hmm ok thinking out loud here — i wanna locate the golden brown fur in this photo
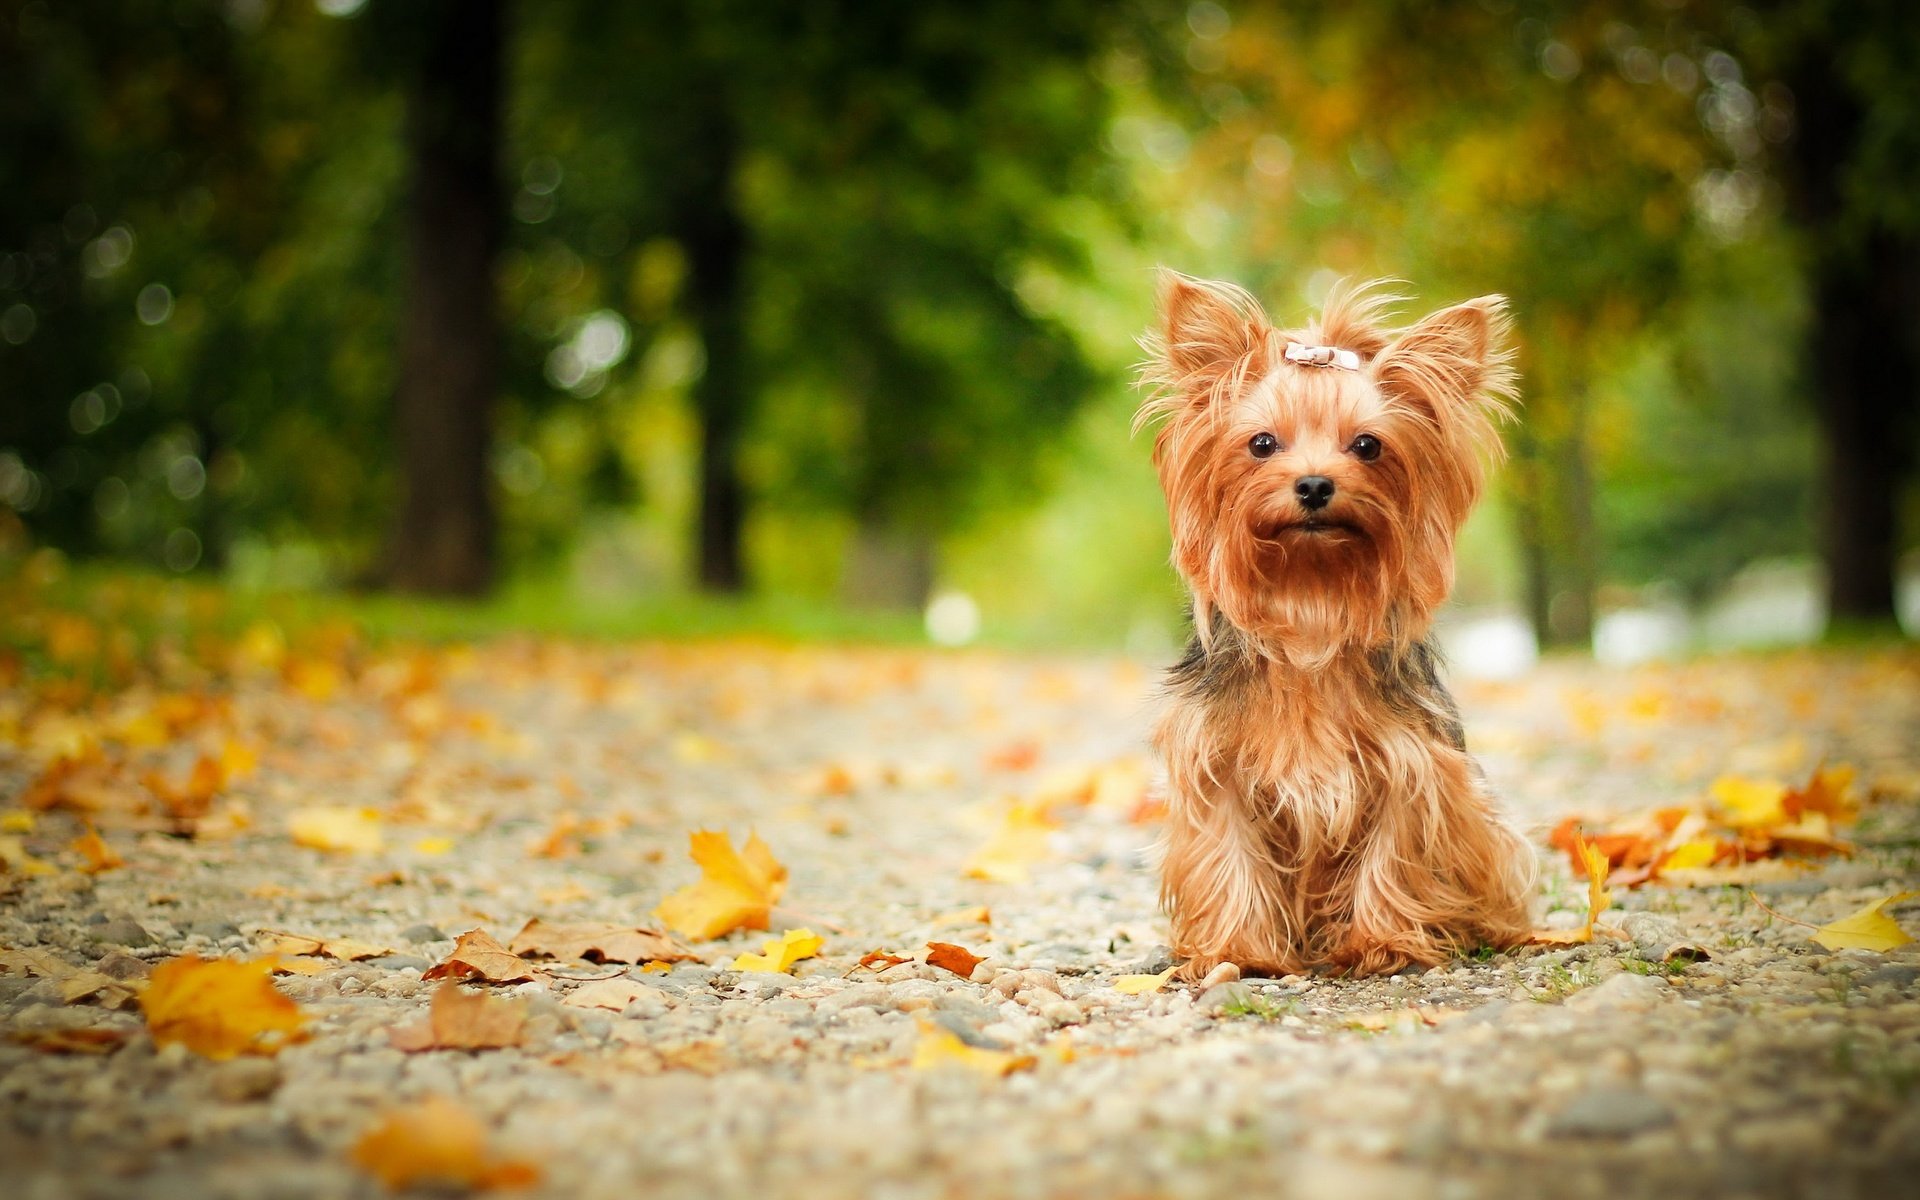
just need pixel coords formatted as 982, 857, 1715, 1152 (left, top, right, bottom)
1137, 271, 1536, 979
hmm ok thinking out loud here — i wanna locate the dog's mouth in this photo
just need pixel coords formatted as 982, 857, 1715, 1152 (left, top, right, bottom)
1258, 516, 1365, 542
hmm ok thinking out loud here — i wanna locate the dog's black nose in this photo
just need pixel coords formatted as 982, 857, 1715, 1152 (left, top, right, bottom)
1295, 475, 1335, 511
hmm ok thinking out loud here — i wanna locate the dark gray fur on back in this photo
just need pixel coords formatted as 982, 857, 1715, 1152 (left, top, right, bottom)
1167, 611, 1468, 752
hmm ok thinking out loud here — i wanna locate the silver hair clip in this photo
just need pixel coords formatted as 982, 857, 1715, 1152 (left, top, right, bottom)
1284, 343, 1361, 371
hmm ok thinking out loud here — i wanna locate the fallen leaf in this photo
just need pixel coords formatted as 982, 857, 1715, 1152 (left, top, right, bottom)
507, 919, 697, 965
1784, 763, 1858, 823
70, 823, 123, 873
1710, 776, 1788, 828
1532, 837, 1612, 946
60, 970, 139, 1008
0, 946, 79, 979
11, 1026, 133, 1055
560, 978, 658, 1012
910, 1020, 1035, 1077
933, 906, 992, 927
733, 928, 823, 973
925, 941, 984, 979
262, 931, 392, 962
638, 960, 673, 975
963, 802, 1055, 884
1658, 838, 1721, 873
390, 982, 528, 1051
984, 741, 1040, 772
422, 929, 539, 985
289, 806, 384, 854
857, 950, 912, 970
654, 830, 787, 940
350, 1095, 539, 1191
143, 754, 225, 822
1112, 966, 1176, 994
0, 834, 56, 877
1812, 891, 1917, 953
141, 955, 306, 1059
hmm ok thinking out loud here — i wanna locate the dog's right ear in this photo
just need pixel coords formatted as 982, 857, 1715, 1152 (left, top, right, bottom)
1155, 270, 1267, 389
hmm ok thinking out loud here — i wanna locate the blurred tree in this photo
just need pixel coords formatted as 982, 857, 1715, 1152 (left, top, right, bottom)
534, 1, 1131, 599
386, 0, 505, 595
1744, 0, 1920, 630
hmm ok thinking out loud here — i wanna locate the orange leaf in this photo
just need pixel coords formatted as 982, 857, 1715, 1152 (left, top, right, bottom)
351, 1096, 539, 1191
141, 955, 306, 1060
925, 941, 985, 979
857, 950, 912, 970
422, 929, 539, 984
70, 823, 123, 873
389, 982, 528, 1052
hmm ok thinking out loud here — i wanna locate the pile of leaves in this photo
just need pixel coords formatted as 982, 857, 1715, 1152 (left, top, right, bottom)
1548, 763, 1861, 888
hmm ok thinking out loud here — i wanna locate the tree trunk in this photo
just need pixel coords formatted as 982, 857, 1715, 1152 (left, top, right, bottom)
1781, 40, 1918, 630
678, 105, 750, 593
388, 0, 503, 596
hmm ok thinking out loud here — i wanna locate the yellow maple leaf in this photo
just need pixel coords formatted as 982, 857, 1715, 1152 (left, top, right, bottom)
732, 928, 823, 973
1710, 776, 1788, 828
1812, 892, 1917, 953
350, 1096, 539, 1191
1112, 966, 1176, 994
963, 802, 1055, 883
1531, 837, 1612, 946
654, 830, 787, 940
289, 806, 385, 854
909, 1021, 1035, 1077
141, 955, 306, 1059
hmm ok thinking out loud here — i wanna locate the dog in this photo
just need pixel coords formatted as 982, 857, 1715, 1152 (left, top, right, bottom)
1136, 270, 1536, 979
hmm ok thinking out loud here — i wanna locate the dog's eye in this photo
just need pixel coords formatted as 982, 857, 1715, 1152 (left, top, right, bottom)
1248, 432, 1280, 460
1349, 434, 1382, 462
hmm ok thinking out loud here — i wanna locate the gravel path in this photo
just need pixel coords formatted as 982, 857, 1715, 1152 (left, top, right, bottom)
3, 631, 1918, 1199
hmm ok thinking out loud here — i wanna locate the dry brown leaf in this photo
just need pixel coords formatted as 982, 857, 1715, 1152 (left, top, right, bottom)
141, 955, 307, 1059
262, 931, 393, 962
422, 929, 538, 984
0, 946, 79, 980
11, 1025, 134, 1055
507, 919, 697, 965
925, 941, 984, 979
856, 950, 912, 971
60, 970, 139, 1008
350, 1095, 539, 1191
390, 981, 528, 1052
560, 978, 658, 1012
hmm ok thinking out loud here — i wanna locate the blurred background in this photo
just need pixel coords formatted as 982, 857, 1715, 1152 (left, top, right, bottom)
2, 0, 1915, 668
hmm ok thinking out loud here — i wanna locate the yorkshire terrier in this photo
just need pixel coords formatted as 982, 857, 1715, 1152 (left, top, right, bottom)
1136, 271, 1536, 979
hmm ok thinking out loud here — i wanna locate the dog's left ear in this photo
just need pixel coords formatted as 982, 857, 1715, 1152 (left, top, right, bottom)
1372, 295, 1510, 412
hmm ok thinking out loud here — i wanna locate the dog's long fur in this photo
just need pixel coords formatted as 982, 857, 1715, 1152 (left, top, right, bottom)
1137, 271, 1536, 978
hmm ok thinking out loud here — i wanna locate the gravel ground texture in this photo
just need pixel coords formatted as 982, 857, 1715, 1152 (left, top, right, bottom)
3, 626, 1919, 1200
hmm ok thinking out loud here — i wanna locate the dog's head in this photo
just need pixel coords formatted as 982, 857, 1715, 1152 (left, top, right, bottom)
1137, 271, 1513, 663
